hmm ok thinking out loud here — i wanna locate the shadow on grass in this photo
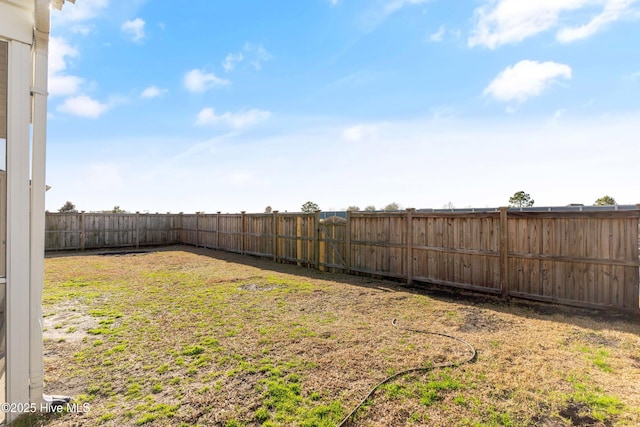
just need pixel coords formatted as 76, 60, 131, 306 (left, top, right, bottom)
46, 244, 640, 338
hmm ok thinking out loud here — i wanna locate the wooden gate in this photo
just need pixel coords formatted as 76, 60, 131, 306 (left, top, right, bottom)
318, 216, 347, 272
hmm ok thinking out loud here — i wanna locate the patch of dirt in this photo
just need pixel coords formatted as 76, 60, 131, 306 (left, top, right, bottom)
529, 415, 568, 427
457, 307, 513, 332
630, 355, 640, 369
43, 364, 88, 399
238, 283, 280, 291
563, 328, 620, 348
529, 403, 567, 427
558, 400, 611, 426
43, 300, 97, 343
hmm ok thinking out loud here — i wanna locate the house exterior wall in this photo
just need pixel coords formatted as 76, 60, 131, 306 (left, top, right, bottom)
6, 39, 32, 420
0, 0, 39, 423
0, 1, 34, 45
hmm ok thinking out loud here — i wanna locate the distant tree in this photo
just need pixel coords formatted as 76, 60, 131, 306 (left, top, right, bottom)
264, 205, 273, 213
364, 205, 376, 212
346, 206, 360, 211
508, 191, 534, 208
594, 195, 616, 206
443, 201, 455, 210
112, 206, 126, 213
301, 201, 320, 213
384, 202, 401, 211
58, 201, 77, 213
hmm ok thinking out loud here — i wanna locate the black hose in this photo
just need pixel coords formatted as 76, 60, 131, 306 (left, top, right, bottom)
337, 319, 477, 427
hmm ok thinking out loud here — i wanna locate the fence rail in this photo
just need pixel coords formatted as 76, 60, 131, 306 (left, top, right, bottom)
45, 207, 640, 312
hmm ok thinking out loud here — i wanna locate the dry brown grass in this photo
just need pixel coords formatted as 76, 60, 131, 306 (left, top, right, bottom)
16, 246, 640, 426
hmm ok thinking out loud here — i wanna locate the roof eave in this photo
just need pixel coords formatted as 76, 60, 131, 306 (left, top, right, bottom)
50, 0, 76, 11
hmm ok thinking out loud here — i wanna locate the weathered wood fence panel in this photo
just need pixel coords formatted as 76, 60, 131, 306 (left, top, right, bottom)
44, 208, 640, 312
506, 211, 640, 310
244, 214, 274, 258
275, 213, 316, 266
349, 212, 407, 279
45, 212, 180, 250
218, 214, 242, 253
410, 212, 502, 294
46, 213, 81, 250
179, 214, 198, 247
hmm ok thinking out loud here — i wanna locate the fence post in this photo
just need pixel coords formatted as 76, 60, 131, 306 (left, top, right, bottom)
135, 211, 140, 249
314, 210, 321, 270
195, 212, 200, 248
80, 211, 85, 251
214, 212, 220, 249
178, 212, 183, 244
273, 211, 279, 262
296, 215, 303, 266
499, 207, 509, 298
318, 215, 326, 272
406, 208, 415, 285
241, 211, 246, 255
345, 210, 351, 274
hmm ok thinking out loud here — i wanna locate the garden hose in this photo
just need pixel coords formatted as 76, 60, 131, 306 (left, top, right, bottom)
337, 319, 477, 427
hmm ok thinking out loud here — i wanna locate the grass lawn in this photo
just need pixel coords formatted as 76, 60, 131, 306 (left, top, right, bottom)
17, 246, 640, 426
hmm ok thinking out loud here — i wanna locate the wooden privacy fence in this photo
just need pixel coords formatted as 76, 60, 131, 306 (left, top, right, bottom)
179, 212, 318, 266
45, 208, 640, 312
45, 212, 181, 250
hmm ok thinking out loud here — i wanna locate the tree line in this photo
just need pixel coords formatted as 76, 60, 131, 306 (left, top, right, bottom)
507, 191, 617, 208
56, 193, 621, 216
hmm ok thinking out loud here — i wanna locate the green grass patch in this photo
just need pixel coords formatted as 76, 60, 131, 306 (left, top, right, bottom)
181, 345, 205, 356
565, 375, 625, 422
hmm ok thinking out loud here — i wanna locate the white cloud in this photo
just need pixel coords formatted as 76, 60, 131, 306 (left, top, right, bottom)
222, 52, 244, 72
222, 44, 273, 72
196, 108, 271, 129
468, 0, 639, 49
141, 85, 167, 99
483, 60, 572, 103
48, 36, 84, 97
328, 0, 339, 5
183, 69, 230, 93
429, 25, 446, 42
70, 24, 93, 35
557, 0, 635, 42
49, 37, 77, 76
121, 18, 146, 42
57, 95, 109, 118
244, 43, 273, 70
342, 124, 380, 142
49, 75, 84, 97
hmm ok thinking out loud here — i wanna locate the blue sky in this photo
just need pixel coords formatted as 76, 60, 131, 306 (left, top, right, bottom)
46, 0, 640, 213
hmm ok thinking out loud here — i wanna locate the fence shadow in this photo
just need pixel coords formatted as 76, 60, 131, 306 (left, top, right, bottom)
46, 244, 639, 338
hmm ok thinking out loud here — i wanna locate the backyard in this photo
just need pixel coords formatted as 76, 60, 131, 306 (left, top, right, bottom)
21, 246, 640, 426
